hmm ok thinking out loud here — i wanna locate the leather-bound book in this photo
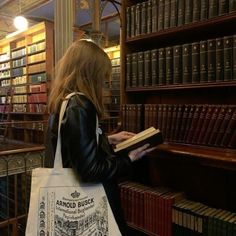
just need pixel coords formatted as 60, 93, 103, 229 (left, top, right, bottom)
223, 36, 233, 81
151, 49, 158, 85
164, 0, 171, 29
166, 47, 173, 85
130, 5, 136, 37
177, 0, 185, 26
158, 0, 165, 30
200, 41, 208, 82
193, 0, 201, 22
207, 39, 216, 82
219, 0, 229, 15
170, 0, 178, 27
229, 0, 236, 12
131, 52, 138, 87
192, 42, 200, 83
126, 7, 131, 38
141, 1, 147, 35
201, 0, 208, 20
173, 45, 182, 84
126, 54, 132, 88
138, 51, 144, 87
135, 3, 142, 36
215, 38, 224, 82
208, 0, 218, 18
152, 0, 158, 32
144, 50, 151, 86
228, 129, 236, 148
159, 48, 166, 85
147, 0, 152, 34
233, 35, 236, 80
182, 44, 192, 84
185, 0, 193, 24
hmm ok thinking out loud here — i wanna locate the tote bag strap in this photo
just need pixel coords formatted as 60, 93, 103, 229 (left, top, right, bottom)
53, 92, 99, 170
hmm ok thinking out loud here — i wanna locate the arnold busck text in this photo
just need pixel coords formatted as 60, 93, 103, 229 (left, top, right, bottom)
56, 198, 94, 208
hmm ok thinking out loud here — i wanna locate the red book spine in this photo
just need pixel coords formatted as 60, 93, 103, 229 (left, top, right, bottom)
173, 105, 185, 142
178, 104, 191, 142
220, 109, 236, 147
169, 104, 178, 142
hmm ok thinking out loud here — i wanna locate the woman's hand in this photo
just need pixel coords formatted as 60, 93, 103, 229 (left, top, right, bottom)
108, 131, 135, 145
128, 144, 157, 162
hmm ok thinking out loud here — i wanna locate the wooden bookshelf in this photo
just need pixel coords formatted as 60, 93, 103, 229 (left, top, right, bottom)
0, 21, 54, 144
120, 1, 236, 235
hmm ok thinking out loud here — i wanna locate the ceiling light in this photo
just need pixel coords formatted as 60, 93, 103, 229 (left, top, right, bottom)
13, 16, 28, 31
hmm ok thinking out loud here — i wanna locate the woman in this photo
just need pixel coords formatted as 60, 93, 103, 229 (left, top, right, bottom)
46, 39, 154, 235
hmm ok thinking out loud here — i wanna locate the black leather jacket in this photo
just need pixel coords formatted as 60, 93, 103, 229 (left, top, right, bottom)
45, 94, 131, 235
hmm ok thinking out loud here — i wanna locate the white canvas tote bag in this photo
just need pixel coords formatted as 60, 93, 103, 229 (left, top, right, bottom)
26, 92, 122, 235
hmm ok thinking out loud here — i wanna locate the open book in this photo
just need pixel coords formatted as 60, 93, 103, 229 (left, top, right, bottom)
114, 127, 163, 153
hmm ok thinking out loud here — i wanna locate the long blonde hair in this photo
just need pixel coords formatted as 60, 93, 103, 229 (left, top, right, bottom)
48, 40, 111, 117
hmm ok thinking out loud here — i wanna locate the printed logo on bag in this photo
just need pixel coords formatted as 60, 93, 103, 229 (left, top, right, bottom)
37, 187, 109, 236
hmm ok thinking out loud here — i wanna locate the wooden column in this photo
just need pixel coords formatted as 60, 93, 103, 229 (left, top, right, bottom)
91, 0, 102, 45
54, 0, 74, 63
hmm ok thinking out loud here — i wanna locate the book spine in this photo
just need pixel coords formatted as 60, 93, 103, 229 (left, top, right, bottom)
220, 109, 236, 147
144, 104, 150, 129
192, 42, 200, 83
183, 44, 192, 83
207, 39, 216, 82
178, 104, 191, 142
141, 1, 147, 35
193, 0, 201, 22
170, 0, 177, 27
159, 48, 166, 85
126, 7, 131, 38
130, 5, 136, 37
147, 0, 152, 34
152, 0, 158, 32
228, 129, 236, 148
122, 104, 126, 130
200, 40, 208, 82
151, 49, 158, 85
173, 105, 184, 142
158, 0, 165, 30
233, 35, 236, 80
164, 0, 171, 29
185, 0, 193, 24
219, 0, 229, 15
208, 0, 219, 18
223, 35, 233, 81
173, 45, 182, 84
138, 51, 144, 87
144, 50, 151, 86
131, 53, 138, 87
201, 0, 208, 20
183, 105, 196, 143
215, 107, 234, 146
166, 104, 173, 141
161, 104, 168, 139
177, 0, 185, 26
229, 0, 236, 12
135, 3, 142, 36
216, 38, 224, 82
166, 47, 173, 85
169, 104, 178, 142
126, 54, 132, 88
157, 105, 163, 132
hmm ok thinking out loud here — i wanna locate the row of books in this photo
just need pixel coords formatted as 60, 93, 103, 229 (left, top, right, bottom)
0, 70, 10, 79
126, 35, 236, 88
12, 57, 26, 68
122, 104, 236, 148
12, 67, 27, 78
126, 0, 236, 38
28, 51, 46, 64
28, 41, 45, 54
0, 62, 10, 71
0, 103, 47, 113
11, 48, 26, 59
119, 181, 236, 236
11, 120, 45, 131
0, 53, 10, 62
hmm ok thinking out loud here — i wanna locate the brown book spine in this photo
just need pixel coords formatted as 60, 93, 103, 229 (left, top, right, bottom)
208, 106, 227, 146
183, 44, 192, 84
228, 129, 236, 148
185, 0, 193, 24
153, 104, 158, 129
126, 7, 131, 38
193, 0, 201, 22
157, 105, 163, 131
122, 104, 126, 130
138, 51, 144, 87
177, 0, 185, 26
126, 54, 132, 88
219, 0, 229, 15
152, 0, 158, 32
170, 0, 177, 27
173, 45, 182, 84
229, 0, 236, 12
192, 105, 208, 144
216, 38, 224, 82
144, 50, 151, 86
164, 0, 171, 29
166, 104, 173, 141
209, 0, 219, 18
215, 106, 235, 146
147, 0, 152, 34
220, 109, 236, 147
141, 1, 148, 34
178, 104, 191, 142
158, 0, 165, 30
201, 106, 221, 145
201, 0, 208, 20
131, 53, 138, 87
159, 48, 166, 85
161, 104, 168, 139
130, 5, 136, 37
173, 105, 185, 142
144, 104, 150, 129
151, 49, 158, 85
135, 3, 142, 36
183, 105, 196, 142
169, 104, 178, 142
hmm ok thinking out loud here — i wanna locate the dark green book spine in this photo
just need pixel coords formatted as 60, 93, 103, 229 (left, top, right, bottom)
158, 48, 166, 84
131, 53, 138, 87
137, 51, 144, 87
152, 0, 158, 32
144, 50, 151, 86
173, 45, 182, 84
183, 44, 192, 83
201, 0, 208, 20
200, 40, 208, 82
223, 36, 233, 81
147, 0, 152, 34
141, 1, 147, 35
126, 7, 131, 38
164, 0, 171, 29
170, 0, 177, 27
229, 0, 236, 12
192, 42, 200, 83
135, 3, 141, 36
126, 54, 132, 88
178, 0, 185, 26
158, 0, 165, 30
209, 0, 219, 18
166, 47, 173, 84
130, 5, 136, 37
151, 49, 158, 85
216, 38, 224, 82
193, 0, 201, 22
233, 35, 236, 80
219, 0, 229, 15
185, 0, 193, 24
207, 39, 216, 82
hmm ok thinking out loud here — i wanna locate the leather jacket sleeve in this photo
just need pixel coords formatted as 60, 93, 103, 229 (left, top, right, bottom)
60, 95, 131, 182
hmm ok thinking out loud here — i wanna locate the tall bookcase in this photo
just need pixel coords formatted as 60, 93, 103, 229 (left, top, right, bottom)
121, 1, 236, 235
0, 21, 54, 144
